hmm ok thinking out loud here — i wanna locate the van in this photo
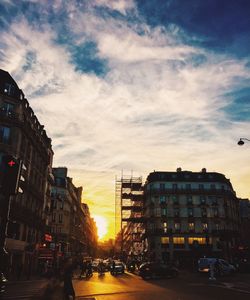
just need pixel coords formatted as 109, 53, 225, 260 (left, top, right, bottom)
198, 258, 236, 275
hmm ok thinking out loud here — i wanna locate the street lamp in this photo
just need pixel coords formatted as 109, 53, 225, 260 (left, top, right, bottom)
237, 138, 250, 146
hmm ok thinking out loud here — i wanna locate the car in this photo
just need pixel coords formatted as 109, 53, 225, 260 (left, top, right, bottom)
198, 258, 236, 275
110, 261, 125, 274
103, 259, 112, 270
91, 259, 101, 271
139, 262, 179, 279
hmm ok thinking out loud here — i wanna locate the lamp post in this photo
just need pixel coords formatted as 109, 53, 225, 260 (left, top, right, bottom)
238, 138, 250, 146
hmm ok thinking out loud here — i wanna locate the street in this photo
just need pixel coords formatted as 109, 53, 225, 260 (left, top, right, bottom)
63, 270, 250, 300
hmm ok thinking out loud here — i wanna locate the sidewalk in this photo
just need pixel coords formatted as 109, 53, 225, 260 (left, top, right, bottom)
1, 276, 59, 300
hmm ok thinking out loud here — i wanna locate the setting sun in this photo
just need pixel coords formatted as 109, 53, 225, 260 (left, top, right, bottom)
93, 215, 108, 240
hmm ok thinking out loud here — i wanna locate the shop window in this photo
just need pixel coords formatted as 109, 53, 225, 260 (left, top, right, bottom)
174, 222, 181, 231
188, 237, 206, 245
188, 222, 195, 231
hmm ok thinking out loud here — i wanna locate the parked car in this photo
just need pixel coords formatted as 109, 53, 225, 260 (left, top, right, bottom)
198, 258, 236, 275
103, 259, 112, 271
139, 262, 179, 279
110, 261, 125, 274
92, 259, 101, 271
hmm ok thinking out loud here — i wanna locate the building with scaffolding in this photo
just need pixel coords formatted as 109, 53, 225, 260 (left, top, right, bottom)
115, 174, 145, 261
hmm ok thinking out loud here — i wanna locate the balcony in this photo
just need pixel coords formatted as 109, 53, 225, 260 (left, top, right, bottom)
0, 109, 22, 123
147, 187, 234, 196
145, 228, 172, 236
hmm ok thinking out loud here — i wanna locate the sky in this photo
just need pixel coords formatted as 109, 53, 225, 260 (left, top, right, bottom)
0, 0, 250, 241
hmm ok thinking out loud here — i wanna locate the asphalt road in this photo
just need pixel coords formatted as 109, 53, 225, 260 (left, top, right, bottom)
72, 270, 250, 300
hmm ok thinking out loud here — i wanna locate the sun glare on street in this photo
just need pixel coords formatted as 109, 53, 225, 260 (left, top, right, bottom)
93, 215, 108, 240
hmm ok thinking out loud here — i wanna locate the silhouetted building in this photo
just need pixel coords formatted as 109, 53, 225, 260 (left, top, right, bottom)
50, 168, 97, 262
0, 69, 53, 278
81, 203, 98, 257
239, 198, 250, 249
143, 168, 240, 265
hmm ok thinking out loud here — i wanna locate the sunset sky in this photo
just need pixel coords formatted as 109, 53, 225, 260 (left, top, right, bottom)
0, 0, 250, 241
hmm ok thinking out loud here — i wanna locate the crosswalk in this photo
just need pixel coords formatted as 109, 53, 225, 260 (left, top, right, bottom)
2, 279, 48, 300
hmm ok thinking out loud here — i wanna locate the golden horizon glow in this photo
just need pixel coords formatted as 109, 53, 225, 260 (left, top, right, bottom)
93, 215, 108, 241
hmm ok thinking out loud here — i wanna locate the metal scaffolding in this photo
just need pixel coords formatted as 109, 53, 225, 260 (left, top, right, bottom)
115, 173, 145, 257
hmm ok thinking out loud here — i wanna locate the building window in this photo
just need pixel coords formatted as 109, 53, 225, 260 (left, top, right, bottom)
174, 208, 179, 217
174, 222, 181, 231
215, 223, 220, 231
199, 184, 204, 190
60, 200, 64, 209
52, 213, 56, 222
0, 126, 10, 144
200, 196, 206, 205
161, 208, 167, 216
186, 184, 191, 190
59, 214, 63, 223
188, 222, 195, 231
212, 197, 218, 205
173, 196, 179, 205
160, 195, 166, 203
202, 223, 207, 231
210, 184, 216, 190
172, 183, 178, 190
53, 200, 57, 209
161, 237, 169, 245
155, 208, 161, 217
188, 237, 206, 245
202, 223, 208, 232
160, 183, 165, 191
201, 208, 207, 217
213, 208, 219, 217
1, 102, 14, 116
173, 237, 184, 248
4, 83, 15, 96
187, 195, 193, 205
163, 222, 168, 233
188, 208, 193, 217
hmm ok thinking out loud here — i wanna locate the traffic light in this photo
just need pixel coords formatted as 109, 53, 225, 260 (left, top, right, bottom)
0, 155, 22, 195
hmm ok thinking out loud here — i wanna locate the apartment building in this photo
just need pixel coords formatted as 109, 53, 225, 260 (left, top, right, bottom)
50, 168, 97, 262
143, 168, 240, 265
0, 69, 53, 277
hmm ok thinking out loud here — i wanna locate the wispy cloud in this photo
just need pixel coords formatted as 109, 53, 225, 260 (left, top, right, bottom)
0, 0, 250, 238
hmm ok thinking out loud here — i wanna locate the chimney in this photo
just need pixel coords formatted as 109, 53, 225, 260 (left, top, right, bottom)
201, 168, 206, 173
176, 167, 182, 172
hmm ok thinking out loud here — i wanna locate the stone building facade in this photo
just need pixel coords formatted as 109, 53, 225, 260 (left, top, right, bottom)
143, 168, 240, 265
0, 69, 53, 278
50, 167, 97, 263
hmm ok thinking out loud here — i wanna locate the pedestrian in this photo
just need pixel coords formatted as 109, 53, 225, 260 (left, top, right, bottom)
111, 260, 116, 275
63, 258, 75, 300
86, 261, 93, 278
79, 260, 86, 279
